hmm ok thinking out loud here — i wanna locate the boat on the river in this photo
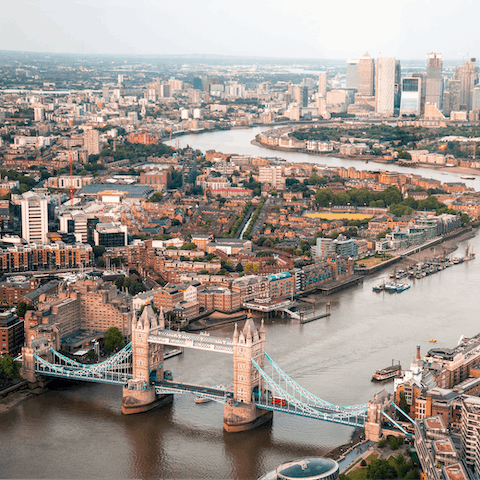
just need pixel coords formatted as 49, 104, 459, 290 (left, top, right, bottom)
464, 244, 476, 262
396, 283, 411, 292
371, 362, 402, 381
461, 176, 476, 180
429, 339, 437, 343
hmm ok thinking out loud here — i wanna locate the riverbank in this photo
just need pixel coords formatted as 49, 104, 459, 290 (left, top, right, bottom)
251, 138, 480, 177
0, 380, 38, 413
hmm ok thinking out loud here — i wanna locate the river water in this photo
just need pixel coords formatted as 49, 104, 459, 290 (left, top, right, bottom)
1, 128, 480, 480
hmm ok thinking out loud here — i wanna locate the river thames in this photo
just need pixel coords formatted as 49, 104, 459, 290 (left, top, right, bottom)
1, 128, 480, 479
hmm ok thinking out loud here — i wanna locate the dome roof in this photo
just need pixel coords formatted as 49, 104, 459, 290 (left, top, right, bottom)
276, 457, 338, 479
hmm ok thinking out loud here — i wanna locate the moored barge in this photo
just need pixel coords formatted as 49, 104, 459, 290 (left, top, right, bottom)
371, 363, 402, 381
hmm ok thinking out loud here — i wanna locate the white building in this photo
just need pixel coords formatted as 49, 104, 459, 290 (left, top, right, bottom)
34, 107, 44, 122
15, 192, 49, 244
375, 57, 396, 115
258, 166, 285, 190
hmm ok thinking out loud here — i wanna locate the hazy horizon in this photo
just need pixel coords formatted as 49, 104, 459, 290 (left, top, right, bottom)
1, 0, 479, 61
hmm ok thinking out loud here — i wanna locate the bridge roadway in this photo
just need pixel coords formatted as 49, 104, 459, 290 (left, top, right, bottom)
154, 380, 233, 401
149, 331, 233, 354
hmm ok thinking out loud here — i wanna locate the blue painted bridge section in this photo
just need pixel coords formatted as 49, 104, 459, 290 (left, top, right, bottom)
28, 343, 368, 427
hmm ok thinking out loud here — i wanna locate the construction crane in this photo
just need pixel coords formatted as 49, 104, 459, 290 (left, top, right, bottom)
69, 150, 74, 206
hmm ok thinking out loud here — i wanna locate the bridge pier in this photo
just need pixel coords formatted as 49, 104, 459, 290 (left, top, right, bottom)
122, 380, 173, 415
223, 401, 272, 432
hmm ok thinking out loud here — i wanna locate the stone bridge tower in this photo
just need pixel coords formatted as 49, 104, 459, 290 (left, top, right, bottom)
223, 317, 273, 432
122, 305, 172, 414
365, 389, 393, 441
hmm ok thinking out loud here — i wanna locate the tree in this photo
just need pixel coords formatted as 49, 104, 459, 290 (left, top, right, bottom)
104, 327, 124, 353
461, 213, 470, 225
366, 458, 397, 479
0, 355, 21, 385
17, 301, 27, 318
398, 391, 410, 421
180, 242, 197, 250
93, 245, 106, 258
235, 262, 244, 272
315, 188, 333, 207
147, 192, 163, 203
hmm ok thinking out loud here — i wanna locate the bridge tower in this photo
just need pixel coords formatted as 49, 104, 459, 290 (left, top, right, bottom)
122, 305, 173, 414
365, 390, 393, 441
223, 317, 273, 432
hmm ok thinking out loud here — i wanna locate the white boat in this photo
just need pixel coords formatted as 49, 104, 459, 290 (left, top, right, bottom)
194, 396, 212, 404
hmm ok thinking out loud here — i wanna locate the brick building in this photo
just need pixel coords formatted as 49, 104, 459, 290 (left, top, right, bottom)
0, 310, 24, 356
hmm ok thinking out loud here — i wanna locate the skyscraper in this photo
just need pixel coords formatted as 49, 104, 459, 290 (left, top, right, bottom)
454, 58, 478, 110
83, 128, 100, 155
426, 53, 443, 110
346, 60, 359, 89
318, 73, 327, 97
375, 57, 396, 115
358, 52, 375, 96
400, 77, 422, 116
34, 107, 44, 122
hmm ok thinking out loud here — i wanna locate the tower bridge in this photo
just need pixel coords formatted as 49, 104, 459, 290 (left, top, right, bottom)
20, 306, 399, 437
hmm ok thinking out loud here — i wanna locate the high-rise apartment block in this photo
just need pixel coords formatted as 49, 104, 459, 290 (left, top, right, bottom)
83, 128, 100, 155
318, 73, 328, 97
358, 52, 375, 96
346, 60, 359, 89
10, 192, 49, 244
454, 58, 478, 110
34, 107, 44, 122
426, 53, 443, 110
375, 57, 396, 115
258, 166, 285, 190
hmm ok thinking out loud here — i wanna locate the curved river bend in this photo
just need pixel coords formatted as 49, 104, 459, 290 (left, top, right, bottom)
1, 128, 480, 479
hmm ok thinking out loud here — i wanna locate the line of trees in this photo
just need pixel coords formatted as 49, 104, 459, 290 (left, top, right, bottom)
226, 201, 252, 238
243, 197, 266, 239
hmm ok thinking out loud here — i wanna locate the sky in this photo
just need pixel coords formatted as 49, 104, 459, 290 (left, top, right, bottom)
0, 0, 479, 60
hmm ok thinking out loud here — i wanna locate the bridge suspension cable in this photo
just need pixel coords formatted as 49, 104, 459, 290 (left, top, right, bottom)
252, 357, 366, 427
264, 352, 367, 413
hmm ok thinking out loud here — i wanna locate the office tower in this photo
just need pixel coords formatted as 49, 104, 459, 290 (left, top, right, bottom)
293, 85, 309, 107
83, 128, 100, 155
346, 60, 359, 89
449, 79, 462, 112
160, 83, 171, 98
118, 74, 123, 85
11, 192, 49, 244
426, 53, 443, 109
454, 58, 478, 110
412, 72, 427, 113
375, 57, 396, 115
193, 77, 202, 90
34, 107, 44, 122
472, 85, 480, 111
102, 85, 109, 100
318, 73, 327, 97
400, 77, 422, 116
358, 52, 375, 96
394, 60, 401, 110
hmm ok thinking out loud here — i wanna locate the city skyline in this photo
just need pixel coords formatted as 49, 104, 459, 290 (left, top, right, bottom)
1, 0, 479, 60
